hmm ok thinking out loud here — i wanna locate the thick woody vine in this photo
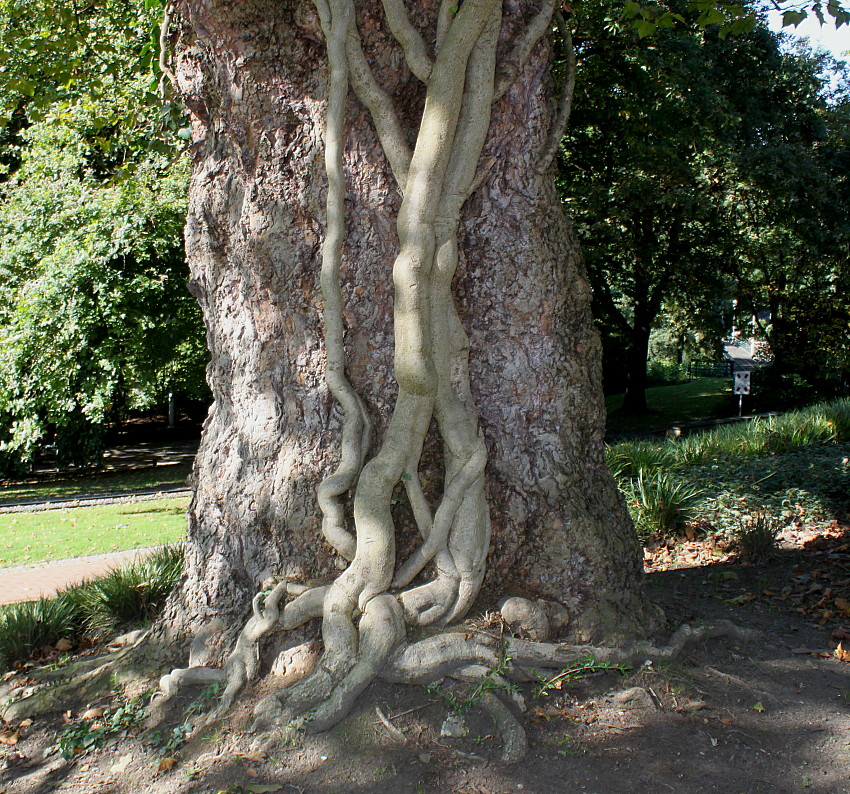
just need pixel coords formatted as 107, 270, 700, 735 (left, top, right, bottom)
158, 1, 753, 761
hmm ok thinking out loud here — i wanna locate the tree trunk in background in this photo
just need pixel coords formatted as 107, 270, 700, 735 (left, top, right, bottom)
159, 0, 661, 650
622, 320, 652, 415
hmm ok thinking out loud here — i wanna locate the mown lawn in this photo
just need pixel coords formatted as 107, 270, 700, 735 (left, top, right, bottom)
0, 497, 188, 568
0, 463, 192, 505
605, 377, 733, 435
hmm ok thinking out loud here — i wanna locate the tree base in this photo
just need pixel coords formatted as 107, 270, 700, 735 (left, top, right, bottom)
154, 579, 751, 763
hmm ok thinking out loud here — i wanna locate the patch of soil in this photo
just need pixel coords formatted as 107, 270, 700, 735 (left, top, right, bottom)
2, 524, 850, 794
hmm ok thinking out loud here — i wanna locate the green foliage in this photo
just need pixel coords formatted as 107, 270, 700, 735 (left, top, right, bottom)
64, 544, 184, 638
149, 719, 193, 757
564, 4, 849, 409
0, 110, 206, 472
58, 688, 151, 759
0, 0, 177, 145
0, 0, 206, 474
621, 470, 704, 538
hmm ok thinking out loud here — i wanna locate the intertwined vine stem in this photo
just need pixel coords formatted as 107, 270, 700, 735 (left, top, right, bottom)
156, 1, 735, 760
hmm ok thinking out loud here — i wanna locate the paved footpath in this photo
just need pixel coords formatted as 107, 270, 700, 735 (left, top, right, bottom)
0, 547, 159, 605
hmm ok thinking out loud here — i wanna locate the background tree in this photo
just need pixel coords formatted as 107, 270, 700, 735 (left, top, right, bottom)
0, 0, 207, 473
561, 2, 741, 411
561, 4, 848, 412
725, 47, 850, 405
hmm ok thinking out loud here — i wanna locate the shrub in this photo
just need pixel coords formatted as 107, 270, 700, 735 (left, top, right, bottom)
646, 360, 688, 387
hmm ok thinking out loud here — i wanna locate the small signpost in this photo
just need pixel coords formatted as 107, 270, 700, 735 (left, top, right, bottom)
733, 371, 751, 416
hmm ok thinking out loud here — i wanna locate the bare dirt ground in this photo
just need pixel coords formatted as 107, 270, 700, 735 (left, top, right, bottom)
2, 521, 849, 794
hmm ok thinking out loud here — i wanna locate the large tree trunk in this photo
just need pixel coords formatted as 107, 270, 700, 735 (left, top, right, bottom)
160, 0, 660, 654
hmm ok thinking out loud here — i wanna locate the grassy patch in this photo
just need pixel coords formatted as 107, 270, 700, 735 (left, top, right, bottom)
606, 377, 733, 435
608, 398, 850, 540
0, 462, 192, 505
0, 497, 188, 568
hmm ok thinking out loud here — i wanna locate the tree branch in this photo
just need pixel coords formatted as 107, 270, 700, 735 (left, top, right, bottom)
345, 17, 413, 187
494, 0, 557, 101
436, 0, 455, 52
381, 0, 433, 82
536, 12, 575, 174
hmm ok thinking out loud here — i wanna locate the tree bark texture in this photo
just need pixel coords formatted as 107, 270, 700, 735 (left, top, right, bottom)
162, 0, 660, 649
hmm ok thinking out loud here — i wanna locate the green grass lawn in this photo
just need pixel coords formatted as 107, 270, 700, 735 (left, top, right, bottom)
0, 463, 192, 506
0, 497, 188, 568
606, 377, 733, 435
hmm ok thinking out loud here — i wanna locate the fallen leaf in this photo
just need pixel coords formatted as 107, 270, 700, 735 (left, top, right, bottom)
55, 638, 73, 652
0, 729, 19, 745
62, 710, 73, 724
235, 751, 266, 762
242, 786, 284, 794
752, 702, 765, 713
677, 700, 707, 713
82, 707, 105, 720
834, 642, 850, 663
836, 598, 850, 615
157, 758, 178, 774
246, 768, 259, 778
18, 719, 32, 728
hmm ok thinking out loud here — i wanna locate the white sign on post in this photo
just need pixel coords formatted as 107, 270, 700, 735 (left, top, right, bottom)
734, 372, 751, 395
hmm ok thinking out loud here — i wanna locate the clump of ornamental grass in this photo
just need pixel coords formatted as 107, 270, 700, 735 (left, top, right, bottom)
0, 545, 184, 667
605, 441, 677, 479
66, 544, 184, 638
0, 596, 84, 667
732, 509, 784, 562
621, 470, 704, 539
608, 397, 850, 474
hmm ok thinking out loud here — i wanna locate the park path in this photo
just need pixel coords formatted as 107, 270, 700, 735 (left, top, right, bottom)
0, 547, 161, 605
0, 435, 198, 606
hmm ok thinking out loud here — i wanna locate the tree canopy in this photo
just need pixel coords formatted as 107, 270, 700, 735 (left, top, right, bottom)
0, 0, 205, 473
560, 1, 850, 409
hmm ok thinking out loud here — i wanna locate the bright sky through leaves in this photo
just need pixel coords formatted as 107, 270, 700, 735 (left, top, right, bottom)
768, 11, 849, 60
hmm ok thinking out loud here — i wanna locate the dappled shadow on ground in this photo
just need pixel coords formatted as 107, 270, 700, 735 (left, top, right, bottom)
3, 523, 850, 794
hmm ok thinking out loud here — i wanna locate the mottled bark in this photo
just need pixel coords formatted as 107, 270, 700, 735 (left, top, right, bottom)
159, 0, 660, 657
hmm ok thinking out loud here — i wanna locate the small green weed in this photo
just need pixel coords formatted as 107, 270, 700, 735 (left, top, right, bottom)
185, 681, 222, 716
149, 718, 195, 757
532, 655, 630, 697
58, 689, 150, 759
733, 509, 783, 562
148, 681, 222, 757
425, 642, 518, 714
